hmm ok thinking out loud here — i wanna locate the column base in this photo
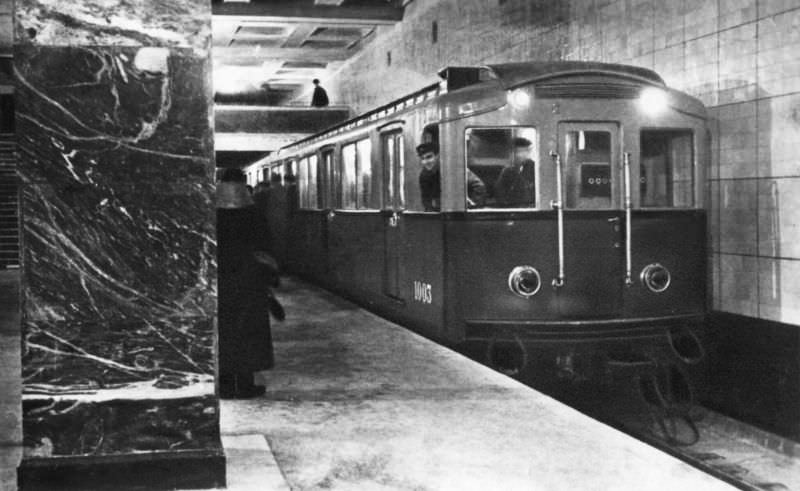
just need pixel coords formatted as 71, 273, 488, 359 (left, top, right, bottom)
17, 448, 226, 491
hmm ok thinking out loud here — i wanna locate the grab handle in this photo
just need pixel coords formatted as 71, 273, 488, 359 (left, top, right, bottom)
550, 150, 565, 288
623, 152, 633, 286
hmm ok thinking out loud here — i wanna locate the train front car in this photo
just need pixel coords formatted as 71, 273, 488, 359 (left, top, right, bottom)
443, 62, 709, 402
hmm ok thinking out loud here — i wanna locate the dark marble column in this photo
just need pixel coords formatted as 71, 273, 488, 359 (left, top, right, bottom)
14, 2, 223, 490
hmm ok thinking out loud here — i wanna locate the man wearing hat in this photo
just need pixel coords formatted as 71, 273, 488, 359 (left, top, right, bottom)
494, 136, 536, 207
417, 142, 486, 211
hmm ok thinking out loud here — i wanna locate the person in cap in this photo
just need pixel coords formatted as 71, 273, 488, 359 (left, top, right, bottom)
217, 168, 282, 398
417, 142, 486, 211
310, 79, 329, 107
494, 136, 536, 207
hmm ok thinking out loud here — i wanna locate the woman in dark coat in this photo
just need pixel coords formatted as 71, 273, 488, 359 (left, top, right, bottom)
217, 168, 278, 398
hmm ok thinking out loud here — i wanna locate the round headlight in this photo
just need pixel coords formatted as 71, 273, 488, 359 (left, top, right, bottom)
507, 89, 531, 109
641, 263, 671, 293
638, 87, 668, 116
508, 266, 541, 298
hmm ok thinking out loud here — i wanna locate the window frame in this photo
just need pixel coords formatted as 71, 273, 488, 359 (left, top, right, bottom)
637, 127, 697, 210
559, 122, 620, 211
464, 125, 540, 212
338, 136, 375, 211
297, 153, 320, 210
320, 146, 337, 209
380, 129, 406, 211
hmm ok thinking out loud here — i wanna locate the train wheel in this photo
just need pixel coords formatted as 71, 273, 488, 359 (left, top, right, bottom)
668, 326, 705, 365
486, 335, 527, 378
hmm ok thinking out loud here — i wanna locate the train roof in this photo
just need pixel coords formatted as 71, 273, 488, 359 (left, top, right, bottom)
276, 61, 667, 155
485, 61, 665, 88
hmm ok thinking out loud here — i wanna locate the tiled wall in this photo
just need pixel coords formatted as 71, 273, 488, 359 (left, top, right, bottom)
328, 0, 800, 326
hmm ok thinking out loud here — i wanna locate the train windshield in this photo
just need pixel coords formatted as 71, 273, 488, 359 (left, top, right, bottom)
640, 130, 694, 208
465, 127, 538, 209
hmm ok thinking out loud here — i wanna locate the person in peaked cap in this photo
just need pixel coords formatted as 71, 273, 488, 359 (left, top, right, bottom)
216, 168, 282, 399
494, 136, 537, 208
417, 141, 486, 211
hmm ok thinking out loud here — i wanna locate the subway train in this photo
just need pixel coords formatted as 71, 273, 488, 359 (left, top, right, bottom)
246, 61, 710, 434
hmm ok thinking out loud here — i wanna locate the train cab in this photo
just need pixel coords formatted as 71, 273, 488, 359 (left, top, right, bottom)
249, 61, 710, 391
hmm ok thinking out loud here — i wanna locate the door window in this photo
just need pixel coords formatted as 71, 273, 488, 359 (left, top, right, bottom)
321, 149, 335, 208
382, 131, 405, 209
640, 130, 694, 208
564, 130, 613, 209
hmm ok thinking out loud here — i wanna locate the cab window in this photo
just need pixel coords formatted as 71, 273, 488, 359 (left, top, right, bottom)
640, 130, 694, 208
466, 127, 537, 209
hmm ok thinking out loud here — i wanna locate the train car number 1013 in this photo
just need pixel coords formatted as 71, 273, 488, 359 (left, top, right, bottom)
413, 281, 433, 304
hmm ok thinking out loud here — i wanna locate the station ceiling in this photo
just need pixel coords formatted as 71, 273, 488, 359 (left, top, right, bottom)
212, 0, 404, 105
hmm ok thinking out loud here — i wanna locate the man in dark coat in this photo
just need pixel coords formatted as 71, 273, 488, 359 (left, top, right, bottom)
494, 136, 536, 208
311, 79, 329, 107
217, 168, 279, 398
417, 142, 486, 211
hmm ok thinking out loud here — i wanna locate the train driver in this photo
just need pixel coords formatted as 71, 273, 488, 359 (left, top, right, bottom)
417, 142, 486, 211
494, 136, 536, 208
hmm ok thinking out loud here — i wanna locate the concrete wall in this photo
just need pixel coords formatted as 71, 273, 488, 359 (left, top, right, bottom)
327, 0, 800, 327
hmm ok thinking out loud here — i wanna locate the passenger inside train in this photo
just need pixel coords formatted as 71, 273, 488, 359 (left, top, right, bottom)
417, 141, 486, 211
466, 127, 537, 209
494, 136, 537, 208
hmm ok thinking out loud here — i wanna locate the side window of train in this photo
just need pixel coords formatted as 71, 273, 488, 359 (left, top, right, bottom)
640, 130, 694, 208
285, 159, 297, 184
381, 131, 405, 210
298, 155, 319, 209
340, 138, 373, 209
564, 130, 613, 209
465, 127, 538, 209
320, 149, 336, 208
405, 124, 440, 212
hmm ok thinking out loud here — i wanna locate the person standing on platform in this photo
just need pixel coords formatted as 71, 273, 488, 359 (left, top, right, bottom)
311, 79, 330, 107
216, 168, 282, 399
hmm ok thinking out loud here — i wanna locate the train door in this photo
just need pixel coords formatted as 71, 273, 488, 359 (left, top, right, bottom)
381, 130, 405, 300
556, 122, 623, 318
319, 148, 335, 274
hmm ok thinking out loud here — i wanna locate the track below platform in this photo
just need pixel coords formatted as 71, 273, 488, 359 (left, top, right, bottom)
508, 355, 800, 491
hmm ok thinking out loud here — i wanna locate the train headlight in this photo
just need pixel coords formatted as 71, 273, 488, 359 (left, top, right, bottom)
507, 89, 531, 109
638, 87, 668, 116
640, 263, 671, 293
508, 266, 542, 298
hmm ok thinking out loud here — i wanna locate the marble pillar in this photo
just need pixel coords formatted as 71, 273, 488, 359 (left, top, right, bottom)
14, 1, 223, 489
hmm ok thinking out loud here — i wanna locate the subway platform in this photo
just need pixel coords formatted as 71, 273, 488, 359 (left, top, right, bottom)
214, 277, 737, 491
0, 273, 748, 490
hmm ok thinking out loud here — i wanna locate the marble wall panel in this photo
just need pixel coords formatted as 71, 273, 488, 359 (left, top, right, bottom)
15, 0, 210, 49
15, 42, 217, 460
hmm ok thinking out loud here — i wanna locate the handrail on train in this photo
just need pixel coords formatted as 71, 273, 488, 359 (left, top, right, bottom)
549, 150, 565, 289
623, 152, 633, 287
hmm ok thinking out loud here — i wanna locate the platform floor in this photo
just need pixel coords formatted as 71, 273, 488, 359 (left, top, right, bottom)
217, 278, 736, 491
2, 274, 793, 490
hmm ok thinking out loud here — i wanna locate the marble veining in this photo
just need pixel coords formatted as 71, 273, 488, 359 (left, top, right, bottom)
16, 43, 217, 457
15, 0, 211, 50
23, 396, 219, 457
16, 45, 215, 324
